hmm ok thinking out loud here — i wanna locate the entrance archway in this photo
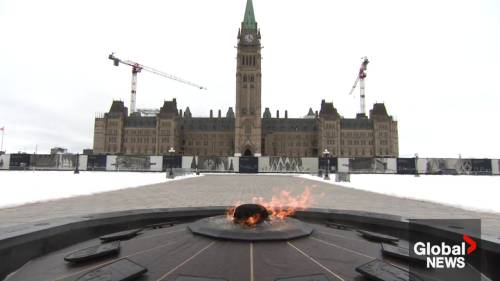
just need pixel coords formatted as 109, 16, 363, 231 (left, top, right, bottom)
243, 149, 253, 156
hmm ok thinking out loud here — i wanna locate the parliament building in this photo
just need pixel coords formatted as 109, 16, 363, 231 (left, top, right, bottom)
93, 0, 398, 158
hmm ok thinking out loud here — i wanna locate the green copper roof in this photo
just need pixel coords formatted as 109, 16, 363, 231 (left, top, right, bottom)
242, 0, 257, 29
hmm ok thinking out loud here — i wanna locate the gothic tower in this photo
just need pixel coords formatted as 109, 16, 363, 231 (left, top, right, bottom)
234, 0, 262, 156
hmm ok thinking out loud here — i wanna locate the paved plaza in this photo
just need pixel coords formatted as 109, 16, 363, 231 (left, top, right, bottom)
1, 174, 500, 236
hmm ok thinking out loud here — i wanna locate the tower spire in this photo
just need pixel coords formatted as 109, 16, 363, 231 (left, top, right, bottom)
242, 0, 257, 29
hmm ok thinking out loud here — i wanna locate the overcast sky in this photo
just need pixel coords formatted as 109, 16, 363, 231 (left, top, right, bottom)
0, 0, 499, 157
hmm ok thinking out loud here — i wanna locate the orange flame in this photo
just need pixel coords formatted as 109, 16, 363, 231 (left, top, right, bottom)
253, 187, 312, 220
226, 188, 313, 226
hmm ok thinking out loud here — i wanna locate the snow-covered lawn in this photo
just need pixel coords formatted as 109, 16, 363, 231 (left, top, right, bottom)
300, 174, 500, 213
0, 171, 198, 208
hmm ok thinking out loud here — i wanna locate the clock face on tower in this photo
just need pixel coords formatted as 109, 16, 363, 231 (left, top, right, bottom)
244, 33, 254, 43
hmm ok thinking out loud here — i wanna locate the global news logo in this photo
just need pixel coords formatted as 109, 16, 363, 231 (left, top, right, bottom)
413, 234, 477, 269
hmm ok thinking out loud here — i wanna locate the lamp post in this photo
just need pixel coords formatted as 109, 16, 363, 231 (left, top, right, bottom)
323, 149, 330, 180
195, 155, 200, 175
167, 147, 175, 179
74, 153, 80, 174
414, 153, 419, 177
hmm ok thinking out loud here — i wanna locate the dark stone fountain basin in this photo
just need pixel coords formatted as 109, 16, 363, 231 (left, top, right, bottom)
188, 215, 313, 241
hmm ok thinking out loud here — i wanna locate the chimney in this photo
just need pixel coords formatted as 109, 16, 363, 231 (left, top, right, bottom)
218, 109, 221, 118
210, 109, 213, 118
276, 110, 280, 119
315, 111, 319, 118
285, 110, 288, 119
179, 109, 183, 117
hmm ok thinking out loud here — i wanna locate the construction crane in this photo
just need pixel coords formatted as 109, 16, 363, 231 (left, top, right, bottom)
348, 56, 370, 115
108, 53, 206, 114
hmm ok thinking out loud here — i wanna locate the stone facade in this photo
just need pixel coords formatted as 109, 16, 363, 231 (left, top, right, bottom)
93, 0, 398, 158
234, 0, 262, 156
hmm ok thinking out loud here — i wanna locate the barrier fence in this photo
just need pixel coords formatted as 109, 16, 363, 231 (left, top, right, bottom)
0, 153, 498, 175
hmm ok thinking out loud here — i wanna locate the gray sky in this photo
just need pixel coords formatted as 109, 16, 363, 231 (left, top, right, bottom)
0, 0, 499, 157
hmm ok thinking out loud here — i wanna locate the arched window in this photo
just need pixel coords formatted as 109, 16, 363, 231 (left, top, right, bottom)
253, 56, 256, 66
243, 75, 247, 82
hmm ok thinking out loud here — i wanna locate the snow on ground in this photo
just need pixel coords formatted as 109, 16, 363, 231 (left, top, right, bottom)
0, 171, 199, 208
300, 174, 500, 214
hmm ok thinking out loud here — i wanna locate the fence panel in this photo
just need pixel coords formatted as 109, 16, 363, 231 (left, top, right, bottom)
424, 158, 485, 175
396, 158, 417, 174
491, 159, 499, 175
470, 159, 492, 175
0, 154, 9, 170
197, 156, 238, 172
78, 155, 87, 171
259, 157, 318, 173
106, 155, 162, 171
239, 157, 258, 173
338, 158, 349, 173
348, 158, 396, 174
9, 154, 31, 170
318, 157, 338, 173
163, 156, 182, 171
87, 155, 107, 171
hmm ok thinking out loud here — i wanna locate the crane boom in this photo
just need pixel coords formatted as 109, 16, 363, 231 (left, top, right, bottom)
348, 57, 369, 115
138, 64, 206, 90
108, 53, 206, 114
348, 77, 360, 96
